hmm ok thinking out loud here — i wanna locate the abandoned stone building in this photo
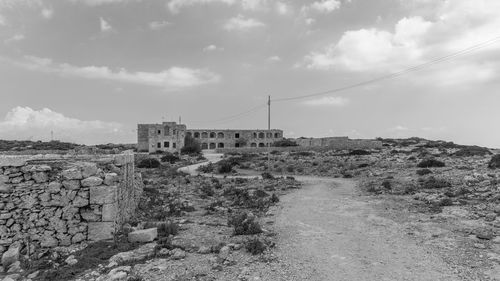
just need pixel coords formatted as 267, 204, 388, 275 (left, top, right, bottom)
137, 122, 283, 152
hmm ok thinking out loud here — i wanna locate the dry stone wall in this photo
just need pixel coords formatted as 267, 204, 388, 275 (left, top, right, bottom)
0, 152, 142, 256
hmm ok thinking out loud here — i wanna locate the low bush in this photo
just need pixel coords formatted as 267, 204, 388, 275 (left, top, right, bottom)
137, 158, 161, 168
197, 163, 215, 173
455, 146, 491, 157
488, 154, 500, 169
420, 176, 451, 189
417, 159, 445, 168
228, 212, 262, 235
349, 150, 371, 156
160, 153, 180, 164
261, 172, 275, 180
245, 237, 267, 255
416, 168, 432, 176
157, 220, 179, 237
217, 160, 234, 174
272, 139, 298, 147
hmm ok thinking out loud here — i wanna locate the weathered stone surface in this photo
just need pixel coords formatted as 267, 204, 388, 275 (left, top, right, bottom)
73, 195, 89, 207
0, 157, 28, 168
0, 181, 12, 193
1, 244, 20, 268
128, 228, 157, 243
32, 172, 48, 183
109, 243, 156, 264
102, 203, 118, 221
47, 181, 62, 193
81, 209, 101, 222
62, 180, 81, 190
61, 168, 83, 180
40, 236, 58, 248
71, 233, 86, 243
104, 173, 119, 186
81, 176, 103, 187
90, 186, 117, 204
79, 162, 98, 178
88, 222, 114, 241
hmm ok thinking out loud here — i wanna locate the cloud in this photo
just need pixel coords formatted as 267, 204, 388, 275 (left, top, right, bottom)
149, 20, 171, 30
0, 14, 5, 25
167, 0, 235, 14
223, 14, 265, 31
302, 0, 341, 14
303, 96, 349, 106
241, 0, 267, 10
275, 2, 291, 15
41, 7, 53, 19
69, 0, 142, 6
7, 55, 220, 90
267, 55, 281, 62
100, 17, 112, 32
0, 107, 127, 145
203, 44, 223, 52
4, 34, 25, 43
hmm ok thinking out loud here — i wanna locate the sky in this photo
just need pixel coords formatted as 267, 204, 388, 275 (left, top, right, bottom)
0, 0, 499, 147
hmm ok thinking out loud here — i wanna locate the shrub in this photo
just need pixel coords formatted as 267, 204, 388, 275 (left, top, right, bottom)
421, 176, 451, 189
417, 159, 445, 168
157, 220, 179, 237
291, 151, 314, 157
272, 139, 298, 147
228, 212, 262, 235
286, 166, 295, 173
160, 153, 180, 164
261, 172, 275, 180
416, 168, 432, 176
197, 163, 215, 173
137, 158, 161, 168
381, 180, 391, 190
455, 146, 491, 157
488, 154, 500, 169
349, 150, 371, 156
245, 237, 267, 255
217, 160, 234, 174
181, 135, 201, 155
358, 163, 370, 168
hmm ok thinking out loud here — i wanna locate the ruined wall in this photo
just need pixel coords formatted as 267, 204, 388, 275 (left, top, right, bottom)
294, 137, 383, 150
187, 129, 283, 149
0, 152, 142, 254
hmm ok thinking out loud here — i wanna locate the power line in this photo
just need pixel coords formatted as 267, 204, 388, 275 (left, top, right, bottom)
272, 35, 500, 102
186, 103, 267, 125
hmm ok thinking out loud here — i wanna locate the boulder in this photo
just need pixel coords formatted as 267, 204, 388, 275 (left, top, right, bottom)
79, 163, 98, 178
61, 168, 82, 180
62, 180, 81, 190
81, 176, 103, 187
1, 244, 20, 268
128, 228, 157, 243
104, 173, 119, 186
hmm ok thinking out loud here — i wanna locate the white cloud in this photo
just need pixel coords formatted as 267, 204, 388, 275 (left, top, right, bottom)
149, 20, 171, 30
303, 96, 349, 107
69, 0, 142, 6
267, 55, 281, 62
303, 0, 341, 14
241, 0, 267, 10
0, 14, 5, 25
305, 18, 316, 25
0, 107, 126, 145
223, 14, 265, 31
8, 55, 221, 90
41, 7, 53, 19
275, 1, 291, 15
100, 17, 112, 32
203, 44, 223, 52
4, 34, 24, 43
167, 0, 235, 14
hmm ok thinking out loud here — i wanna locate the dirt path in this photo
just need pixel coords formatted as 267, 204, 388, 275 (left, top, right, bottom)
179, 153, 462, 280
257, 177, 461, 281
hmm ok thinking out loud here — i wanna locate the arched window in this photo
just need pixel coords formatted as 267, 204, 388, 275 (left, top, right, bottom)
209, 132, 216, 138
218, 143, 225, 148
201, 143, 208, 149
258, 143, 265, 147
266, 132, 272, 138
253, 132, 257, 138
201, 132, 208, 138
274, 132, 280, 138
194, 132, 200, 138
251, 143, 257, 147
217, 132, 224, 138
258, 132, 265, 139
209, 143, 216, 149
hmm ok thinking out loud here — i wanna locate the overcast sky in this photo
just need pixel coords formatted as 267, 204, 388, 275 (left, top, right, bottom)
0, 0, 499, 147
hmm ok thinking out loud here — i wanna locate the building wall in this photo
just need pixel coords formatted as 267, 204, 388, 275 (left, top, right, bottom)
0, 152, 143, 256
138, 122, 186, 153
294, 137, 383, 150
186, 129, 283, 149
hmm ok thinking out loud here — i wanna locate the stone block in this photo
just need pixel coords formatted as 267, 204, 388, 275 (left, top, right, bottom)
72, 195, 89, 207
128, 228, 157, 243
102, 203, 118, 222
32, 172, 48, 183
61, 168, 82, 180
78, 162, 98, 178
104, 173, 119, 186
0, 157, 28, 168
88, 222, 114, 241
62, 180, 81, 190
0, 182, 12, 193
81, 176, 103, 187
71, 233, 86, 243
1, 244, 19, 268
40, 236, 58, 248
90, 186, 117, 204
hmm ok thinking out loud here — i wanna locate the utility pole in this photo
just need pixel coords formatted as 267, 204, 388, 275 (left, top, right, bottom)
267, 95, 271, 171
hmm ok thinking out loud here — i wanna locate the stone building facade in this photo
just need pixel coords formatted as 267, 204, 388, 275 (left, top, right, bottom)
137, 122, 186, 153
137, 122, 284, 152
